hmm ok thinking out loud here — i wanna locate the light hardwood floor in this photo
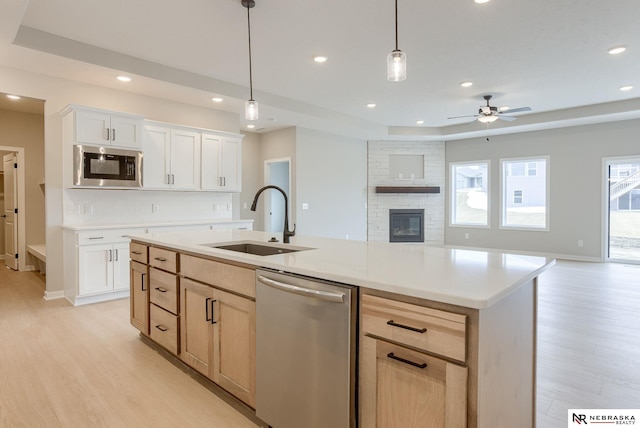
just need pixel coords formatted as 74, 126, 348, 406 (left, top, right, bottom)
0, 261, 637, 427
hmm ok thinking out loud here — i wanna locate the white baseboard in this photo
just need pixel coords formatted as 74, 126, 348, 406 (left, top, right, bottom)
43, 290, 65, 300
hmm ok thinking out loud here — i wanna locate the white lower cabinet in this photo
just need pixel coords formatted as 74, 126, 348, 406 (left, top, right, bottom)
78, 241, 130, 295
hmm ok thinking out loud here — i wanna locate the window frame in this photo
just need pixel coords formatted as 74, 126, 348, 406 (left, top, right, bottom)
449, 160, 491, 228
500, 156, 550, 231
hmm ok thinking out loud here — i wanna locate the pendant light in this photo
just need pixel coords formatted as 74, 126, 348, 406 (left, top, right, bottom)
387, 0, 406, 82
242, 0, 258, 120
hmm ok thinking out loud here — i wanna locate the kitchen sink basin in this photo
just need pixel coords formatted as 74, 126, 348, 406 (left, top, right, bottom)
203, 241, 312, 256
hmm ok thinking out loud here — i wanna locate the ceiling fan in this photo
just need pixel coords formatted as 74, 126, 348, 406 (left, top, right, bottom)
448, 95, 531, 124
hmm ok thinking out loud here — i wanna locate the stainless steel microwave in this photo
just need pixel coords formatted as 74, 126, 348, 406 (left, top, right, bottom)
73, 145, 142, 188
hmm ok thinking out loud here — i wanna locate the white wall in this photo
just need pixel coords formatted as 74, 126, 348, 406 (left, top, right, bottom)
445, 119, 640, 260
296, 128, 367, 240
237, 131, 262, 227
0, 64, 240, 296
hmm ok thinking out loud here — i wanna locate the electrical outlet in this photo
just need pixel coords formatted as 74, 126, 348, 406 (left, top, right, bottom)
578, 240, 584, 247
465, 233, 470, 240
212, 203, 217, 212
302, 203, 309, 210
227, 203, 232, 211
152, 204, 159, 213
243, 202, 248, 210
83, 204, 93, 215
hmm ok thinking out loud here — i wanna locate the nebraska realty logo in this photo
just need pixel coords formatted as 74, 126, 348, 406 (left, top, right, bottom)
569, 409, 639, 425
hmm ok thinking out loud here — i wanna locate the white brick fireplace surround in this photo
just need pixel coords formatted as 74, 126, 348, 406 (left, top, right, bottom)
367, 140, 445, 244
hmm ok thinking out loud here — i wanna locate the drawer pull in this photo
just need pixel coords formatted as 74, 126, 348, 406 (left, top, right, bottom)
154, 257, 167, 262
387, 320, 427, 333
155, 325, 169, 332
205, 298, 218, 324
155, 287, 168, 293
88, 236, 104, 240
387, 352, 427, 369
132, 251, 142, 255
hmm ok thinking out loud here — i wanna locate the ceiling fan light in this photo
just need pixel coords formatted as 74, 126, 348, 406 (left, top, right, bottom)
387, 50, 407, 82
245, 99, 259, 120
478, 115, 499, 123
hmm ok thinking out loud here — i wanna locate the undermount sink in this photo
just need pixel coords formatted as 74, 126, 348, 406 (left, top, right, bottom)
202, 241, 312, 256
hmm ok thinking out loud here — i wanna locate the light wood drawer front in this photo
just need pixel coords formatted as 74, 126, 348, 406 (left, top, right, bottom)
149, 247, 178, 273
362, 294, 467, 362
130, 242, 148, 264
150, 268, 178, 315
150, 304, 179, 355
181, 254, 255, 298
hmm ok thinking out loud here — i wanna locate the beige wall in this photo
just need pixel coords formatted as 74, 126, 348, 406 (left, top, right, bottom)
0, 109, 45, 255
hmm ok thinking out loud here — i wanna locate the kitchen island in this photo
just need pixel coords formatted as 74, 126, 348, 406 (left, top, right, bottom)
128, 228, 554, 428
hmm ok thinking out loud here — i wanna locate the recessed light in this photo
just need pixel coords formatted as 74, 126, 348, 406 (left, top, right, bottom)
416, 120, 424, 125
117, 76, 131, 82
366, 103, 376, 109
246, 124, 256, 129
313, 56, 328, 63
474, 0, 490, 4
212, 97, 224, 103
608, 46, 627, 55
620, 85, 634, 91
460, 81, 473, 88
6, 95, 21, 100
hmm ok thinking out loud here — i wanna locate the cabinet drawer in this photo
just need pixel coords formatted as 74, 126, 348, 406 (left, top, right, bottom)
150, 304, 179, 355
130, 242, 148, 264
149, 247, 178, 273
181, 254, 255, 298
361, 294, 467, 362
150, 268, 178, 314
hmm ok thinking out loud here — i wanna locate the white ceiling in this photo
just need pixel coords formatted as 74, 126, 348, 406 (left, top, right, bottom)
1, 0, 640, 139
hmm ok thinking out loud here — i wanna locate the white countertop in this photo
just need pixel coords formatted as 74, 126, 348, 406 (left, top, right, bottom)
129, 229, 555, 309
62, 219, 254, 231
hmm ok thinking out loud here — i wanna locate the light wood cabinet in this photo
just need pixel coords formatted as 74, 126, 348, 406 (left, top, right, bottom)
360, 293, 468, 428
180, 278, 215, 377
130, 260, 148, 334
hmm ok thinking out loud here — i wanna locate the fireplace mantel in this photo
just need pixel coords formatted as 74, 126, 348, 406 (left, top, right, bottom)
375, 186, 440, 194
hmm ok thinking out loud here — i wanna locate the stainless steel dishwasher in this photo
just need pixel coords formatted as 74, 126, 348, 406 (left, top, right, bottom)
255, 269, 357, 428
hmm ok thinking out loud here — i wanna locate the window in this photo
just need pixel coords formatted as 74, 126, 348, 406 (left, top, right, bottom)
450, 161, 489, 227
513, 190, 523, 204
501, 157, 549, 229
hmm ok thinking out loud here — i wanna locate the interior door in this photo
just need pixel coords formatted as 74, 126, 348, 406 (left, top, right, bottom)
3, 153, 18, 270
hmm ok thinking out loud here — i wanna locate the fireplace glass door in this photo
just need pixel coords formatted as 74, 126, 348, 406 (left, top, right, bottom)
389, 209, 424, 243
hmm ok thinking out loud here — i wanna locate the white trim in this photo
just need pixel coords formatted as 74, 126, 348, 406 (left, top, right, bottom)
43, 290, 65, 300
67, 289, 130, 306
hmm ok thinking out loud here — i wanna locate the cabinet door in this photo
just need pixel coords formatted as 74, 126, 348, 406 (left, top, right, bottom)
75, 110, 111, 145
112, 242, 131, 291
180, 278, 215, 377
143, 126, 172, 189
221, 137, 242, 192
78, 244, 113, 295
360, 336, 468, 428
130, 261, 149, 334
110, 114, 142, 148
200, 133, 223, 190
170, 129, 200, 190
212, 288, 256, 408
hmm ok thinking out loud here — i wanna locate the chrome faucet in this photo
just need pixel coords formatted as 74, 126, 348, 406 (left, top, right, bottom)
250, 185, 296, 243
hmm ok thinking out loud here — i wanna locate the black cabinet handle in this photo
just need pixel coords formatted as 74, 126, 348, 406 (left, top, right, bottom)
210, 299, 217, 325
155, 325, 168, 332
155, 287, 167, 293
387, 320, 427, 333
387, 352, 427, 369
132, 251, 142, 255
154, 257, 167, 262
141, 273, 146, 291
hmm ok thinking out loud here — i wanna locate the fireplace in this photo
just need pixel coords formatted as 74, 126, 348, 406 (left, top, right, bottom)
389, 209, 424, 243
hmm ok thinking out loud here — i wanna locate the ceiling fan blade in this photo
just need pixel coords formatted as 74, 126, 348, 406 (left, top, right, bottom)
499, 106, 531, 114
497, 115, 517, 122
447, 114, 479, 120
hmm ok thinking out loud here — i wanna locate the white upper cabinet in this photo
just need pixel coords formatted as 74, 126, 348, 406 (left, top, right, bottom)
143, 124, 201, 190
201, 133, 242, 192
71, 106, 144, 149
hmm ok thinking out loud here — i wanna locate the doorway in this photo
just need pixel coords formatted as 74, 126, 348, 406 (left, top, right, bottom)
605, 157, 640, 263
0, 148, 26, 270
263, 159, 291, 234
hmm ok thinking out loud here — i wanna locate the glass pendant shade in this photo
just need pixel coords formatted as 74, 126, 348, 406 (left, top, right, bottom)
478, 115, 499, 123
245, 99, 259, 120
387, 50, 407, 82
